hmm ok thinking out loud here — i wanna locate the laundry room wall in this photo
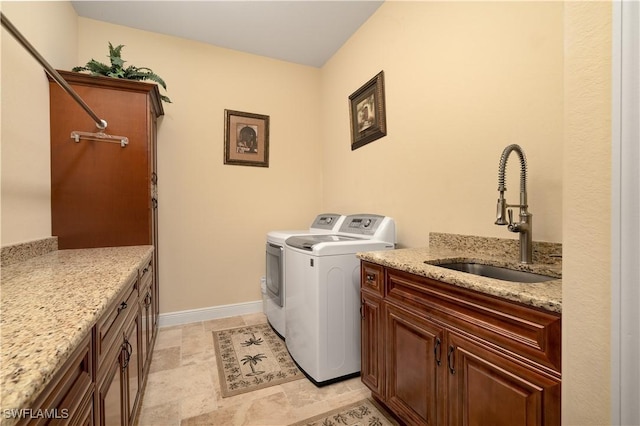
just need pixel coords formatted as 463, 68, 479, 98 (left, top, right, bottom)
320, 1, 564, 248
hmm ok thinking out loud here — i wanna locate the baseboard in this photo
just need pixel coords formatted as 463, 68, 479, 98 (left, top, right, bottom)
158, 300, 264, 328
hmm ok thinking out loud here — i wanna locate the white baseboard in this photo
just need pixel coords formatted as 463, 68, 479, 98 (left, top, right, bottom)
158, 300, 264, 328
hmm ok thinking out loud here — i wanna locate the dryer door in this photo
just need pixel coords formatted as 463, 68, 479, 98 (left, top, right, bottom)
265, 243, 284, 307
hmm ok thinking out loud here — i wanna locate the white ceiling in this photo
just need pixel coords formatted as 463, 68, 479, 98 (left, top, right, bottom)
71, 1, 384, 68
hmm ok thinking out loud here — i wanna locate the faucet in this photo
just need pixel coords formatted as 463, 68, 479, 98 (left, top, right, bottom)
494, 144, 533, 264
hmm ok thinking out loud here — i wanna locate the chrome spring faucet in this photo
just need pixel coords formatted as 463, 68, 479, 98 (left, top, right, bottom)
495, 144, 533, 264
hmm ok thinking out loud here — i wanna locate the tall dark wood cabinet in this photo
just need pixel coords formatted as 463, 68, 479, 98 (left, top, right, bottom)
48, 69, 162, 247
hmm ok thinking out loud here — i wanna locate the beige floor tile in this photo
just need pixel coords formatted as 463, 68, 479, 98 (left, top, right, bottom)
155, 327, 182, 350
149, 346, 181, 373
180, 390, 219, 420
143, 363, 215, 407
240, 312, 268, 326
138, 400, 181, 426
203, 316, 246, 332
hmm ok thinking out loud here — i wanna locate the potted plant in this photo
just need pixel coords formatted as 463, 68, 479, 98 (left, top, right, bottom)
73, 42, 171, 103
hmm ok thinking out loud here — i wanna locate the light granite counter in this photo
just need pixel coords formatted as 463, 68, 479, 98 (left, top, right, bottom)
0, 245, 153, 421
357, 233, 562, 314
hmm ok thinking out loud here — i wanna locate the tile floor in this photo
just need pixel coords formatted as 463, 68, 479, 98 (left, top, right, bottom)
136, 313, 371, 425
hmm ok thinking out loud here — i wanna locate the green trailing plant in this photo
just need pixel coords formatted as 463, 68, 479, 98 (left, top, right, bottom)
73, 42, 171, 103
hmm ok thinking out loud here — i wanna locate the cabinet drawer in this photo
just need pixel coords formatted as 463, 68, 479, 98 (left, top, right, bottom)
95, 276, 138, 367
386, 268, 561, 374
361, 262, 384, 296
19, 333, 93, 425
139, 258, 153, 291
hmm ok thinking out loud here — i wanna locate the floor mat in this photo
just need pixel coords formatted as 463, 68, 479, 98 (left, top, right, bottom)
289, 398, 399, 426
212, 323, 303, 397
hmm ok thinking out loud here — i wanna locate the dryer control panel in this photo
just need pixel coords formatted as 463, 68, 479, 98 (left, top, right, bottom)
310, 213, 344, 231
338, 214, 394, 240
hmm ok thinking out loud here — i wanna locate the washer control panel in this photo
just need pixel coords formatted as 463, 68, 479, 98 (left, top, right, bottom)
339, 214, 386, 236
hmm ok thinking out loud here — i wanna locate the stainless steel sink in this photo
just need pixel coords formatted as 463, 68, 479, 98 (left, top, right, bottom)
430, 262, 557, 283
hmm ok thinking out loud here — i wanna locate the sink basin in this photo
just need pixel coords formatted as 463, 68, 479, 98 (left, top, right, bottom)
430, 262, 556, 283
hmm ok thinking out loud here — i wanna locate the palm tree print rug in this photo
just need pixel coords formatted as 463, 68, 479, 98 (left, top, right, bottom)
212, 323, 303, 397
289, 398, 399, 426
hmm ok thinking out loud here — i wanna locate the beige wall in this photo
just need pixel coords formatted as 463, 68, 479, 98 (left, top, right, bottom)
1, 1, 77, 244
321, 1, 564, 248
75, 19, 323, 312
563, 2, 612, 424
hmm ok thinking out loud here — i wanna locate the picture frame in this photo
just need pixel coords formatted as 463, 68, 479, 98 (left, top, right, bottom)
224, 109, 270, 167
349, 71, 387, 150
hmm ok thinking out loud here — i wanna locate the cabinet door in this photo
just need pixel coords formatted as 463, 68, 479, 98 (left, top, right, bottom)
123, 315, 141, 425
97, 347, 124, 426
447, 332, 561, 426
140, 285, 153, 375
385, 303, 446, 426
361, 291, 384, 396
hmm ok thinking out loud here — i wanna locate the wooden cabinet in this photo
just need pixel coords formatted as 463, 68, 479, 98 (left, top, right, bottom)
360, 263, 385, 396
385, 303, 444, 426
48, 70, 163, 252
97, 345, 124, 426
17, 333, 93, 426
139, 258, 156, 377
45, 72, 162, 424
360, 261, 561, 426
95, 273, 144, 426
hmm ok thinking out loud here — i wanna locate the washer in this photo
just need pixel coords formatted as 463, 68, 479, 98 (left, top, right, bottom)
284, 214, 396, 385
265, 214, 345, 338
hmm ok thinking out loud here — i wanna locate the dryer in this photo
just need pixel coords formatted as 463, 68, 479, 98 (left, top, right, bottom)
284, 214, 396, 385
265, 214, 345, 338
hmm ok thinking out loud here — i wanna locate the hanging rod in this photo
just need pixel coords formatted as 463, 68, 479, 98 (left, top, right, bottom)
1, 11, 106, 130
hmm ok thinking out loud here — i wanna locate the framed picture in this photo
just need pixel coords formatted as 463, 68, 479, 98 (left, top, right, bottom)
224, 109, 270, 167
349, 71, 387, 150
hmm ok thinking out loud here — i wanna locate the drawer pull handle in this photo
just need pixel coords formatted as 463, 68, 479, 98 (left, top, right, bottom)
122, 339, 133, 370
447, 345, 456, 375
434, 338, 442, 366
366, 273, 376, 282
117, 301, 128, 314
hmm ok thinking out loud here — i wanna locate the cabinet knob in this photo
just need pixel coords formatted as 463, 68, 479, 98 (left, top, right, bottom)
117, 301, 128, 315
366, 273, 376, 282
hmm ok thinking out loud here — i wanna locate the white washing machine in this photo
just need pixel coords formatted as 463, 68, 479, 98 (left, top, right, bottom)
284, 214, 396, 385
265, 214, 345, 338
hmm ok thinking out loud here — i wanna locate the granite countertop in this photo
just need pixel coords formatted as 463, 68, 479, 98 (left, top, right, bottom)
357, 236, 562, 314
0, 245, 153, 419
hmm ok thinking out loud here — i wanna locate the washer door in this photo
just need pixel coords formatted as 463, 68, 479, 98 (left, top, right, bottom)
265, 243, 284, 307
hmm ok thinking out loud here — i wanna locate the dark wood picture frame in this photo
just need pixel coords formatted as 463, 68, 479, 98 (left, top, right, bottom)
349, 71, 387, 150
224, 109, 270, 167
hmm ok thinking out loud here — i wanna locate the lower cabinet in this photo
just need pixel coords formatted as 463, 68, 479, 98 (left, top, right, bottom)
97, 345, 124, 426
21, 256, 158, 426
96, 289, 142, 426
385, 303, 444, 426
16, 333, 94, 426
360, 261, 562, 426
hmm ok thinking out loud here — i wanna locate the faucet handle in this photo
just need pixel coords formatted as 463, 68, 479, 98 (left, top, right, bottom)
507, 209, 514, 226
495, 197, 508, 225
